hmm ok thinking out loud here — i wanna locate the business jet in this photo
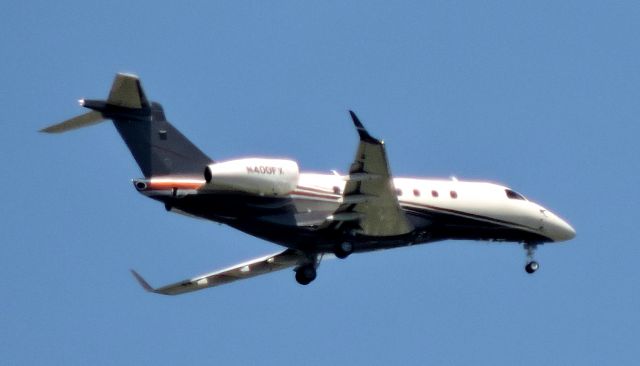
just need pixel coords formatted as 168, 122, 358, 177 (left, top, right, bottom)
41, 73, 575, 295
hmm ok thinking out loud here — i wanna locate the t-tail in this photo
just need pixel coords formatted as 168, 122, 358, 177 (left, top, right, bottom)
41, 73, 213, 178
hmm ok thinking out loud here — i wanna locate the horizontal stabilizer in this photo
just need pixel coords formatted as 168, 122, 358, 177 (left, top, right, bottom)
40, 110, 105, 133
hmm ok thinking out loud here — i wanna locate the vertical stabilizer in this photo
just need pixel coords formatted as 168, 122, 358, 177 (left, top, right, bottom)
41, 73, 213, 178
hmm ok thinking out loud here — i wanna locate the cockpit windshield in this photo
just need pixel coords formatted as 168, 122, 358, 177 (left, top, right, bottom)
505, 189, 526, 200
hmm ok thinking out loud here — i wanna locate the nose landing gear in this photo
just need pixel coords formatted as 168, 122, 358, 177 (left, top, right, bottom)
525, 261, 539, 274
524, 243, 539, 274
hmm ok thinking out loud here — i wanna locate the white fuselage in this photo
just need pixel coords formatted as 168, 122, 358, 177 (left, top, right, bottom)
296, 172, 575, 243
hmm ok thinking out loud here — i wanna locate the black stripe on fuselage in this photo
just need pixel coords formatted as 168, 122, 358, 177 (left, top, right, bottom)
399, 201, 536, 232
294, 185, 539, 233
152, 186, 552, 252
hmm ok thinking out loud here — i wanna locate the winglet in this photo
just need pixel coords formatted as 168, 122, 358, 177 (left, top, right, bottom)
349, 110, 381, 144
130, 269, 155, 292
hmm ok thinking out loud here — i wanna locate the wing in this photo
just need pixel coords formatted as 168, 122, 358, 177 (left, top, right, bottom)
131, 249, 309, 295
322, 111, 413, 236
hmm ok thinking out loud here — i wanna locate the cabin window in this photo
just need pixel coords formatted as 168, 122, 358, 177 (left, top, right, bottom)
396, 188, 403, 196
333, 186, 341, 195
505, 189, 526, 200
431, 190, 439, 198
450, 191, 458, 199
413, 189, 420, 197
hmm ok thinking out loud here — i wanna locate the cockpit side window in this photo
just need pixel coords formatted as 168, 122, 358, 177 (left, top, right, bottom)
505, 189, 526, 200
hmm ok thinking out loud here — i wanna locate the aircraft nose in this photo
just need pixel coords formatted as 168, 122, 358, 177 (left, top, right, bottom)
545, 213, 576, 242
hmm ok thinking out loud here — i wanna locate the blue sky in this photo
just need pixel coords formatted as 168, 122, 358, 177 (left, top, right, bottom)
2, 1, 639, 364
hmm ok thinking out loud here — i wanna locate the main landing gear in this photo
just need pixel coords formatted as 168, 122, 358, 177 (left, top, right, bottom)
294, 243, 353, 285
294, 252, 323, 285
295, 264, 317, 285
524, 243, 539, 274
334, 242, 354, 259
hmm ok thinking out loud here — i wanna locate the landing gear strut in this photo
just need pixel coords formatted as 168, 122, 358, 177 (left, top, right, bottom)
295, 265, 317, 285
524, 243, 539, 274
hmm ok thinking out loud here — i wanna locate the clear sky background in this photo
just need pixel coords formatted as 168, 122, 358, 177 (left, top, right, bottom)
2, 1, 638, 365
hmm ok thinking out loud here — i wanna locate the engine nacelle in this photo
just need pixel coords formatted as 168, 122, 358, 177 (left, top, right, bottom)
203, 158, 299, 196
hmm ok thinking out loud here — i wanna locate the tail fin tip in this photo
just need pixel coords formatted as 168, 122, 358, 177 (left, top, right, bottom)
107, 73, 149, 109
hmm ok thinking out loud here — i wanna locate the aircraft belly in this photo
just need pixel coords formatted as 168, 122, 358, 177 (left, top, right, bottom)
403, 208, 553, 244
154, 192, 553, 254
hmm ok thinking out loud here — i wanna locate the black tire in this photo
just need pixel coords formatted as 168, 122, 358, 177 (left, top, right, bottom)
295, 265, 317, 285
334, 242, 353, 259
525, 261, 539, 274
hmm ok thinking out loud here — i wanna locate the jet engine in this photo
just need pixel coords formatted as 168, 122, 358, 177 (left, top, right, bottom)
203, 158, 299, 196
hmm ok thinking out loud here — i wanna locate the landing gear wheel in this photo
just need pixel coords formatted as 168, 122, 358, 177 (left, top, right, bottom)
334, 242, 353, 259
295, 265, 317, 285
525, 261, 539, 274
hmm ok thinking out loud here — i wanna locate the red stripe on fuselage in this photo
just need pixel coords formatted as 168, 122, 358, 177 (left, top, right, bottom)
146, 181, 204, 190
